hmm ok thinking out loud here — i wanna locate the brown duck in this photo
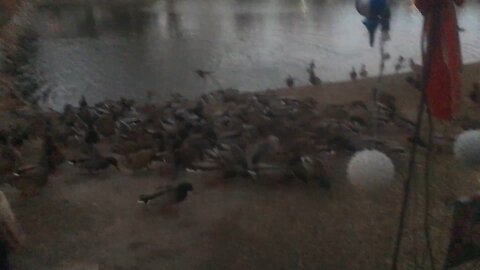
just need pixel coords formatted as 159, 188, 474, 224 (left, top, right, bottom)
124, 149, 156, 171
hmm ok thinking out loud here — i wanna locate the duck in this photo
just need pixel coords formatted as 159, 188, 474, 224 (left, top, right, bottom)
84, 123, 99, 145
349, 115, 368, 128
219, 145, 255, 179
350, 100, 368, 111
146, 90, 154, 100
301, 156, 330, 189
60, 104, 77, 127
195, 70, 213, 80
306, 61, 321, 86
10, 153, 50, 196
407, 136, 427, 148
470, 82, 480, 104
248, 135, 281, 169
78, 106, 97, 128
69, 154, 119, 174
217, 136, 280, 179
110, 139, 152, 156
79, 95, 88, 108
327, 135, 356, 152
43, 133, 65, 171
377, 92, 397, 116
405, 76, 421, 91
359, 64, 368, 78
285, 155, 330, 189
0, 145, 20, 177
350, 67, 357, 81
394, 63, 403, 73
7, 125, 30, 149
173, 140, 205, 172
124, 149, 156, 171
409, 58, 422, 74
308, 69, 321, 86
285, 75, 295, 88
394, 56, 405, 73
137, 182, 194, 207
94, 114, 116, 137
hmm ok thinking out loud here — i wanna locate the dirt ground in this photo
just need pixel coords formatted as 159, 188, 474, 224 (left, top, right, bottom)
5, 63, 480, 269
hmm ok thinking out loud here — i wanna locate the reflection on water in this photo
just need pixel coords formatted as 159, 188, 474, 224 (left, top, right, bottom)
31, 0, 480, 110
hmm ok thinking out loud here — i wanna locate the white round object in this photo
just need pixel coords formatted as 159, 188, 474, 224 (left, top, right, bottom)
454, 130, 480, 167
347, 149, 395, 190
356, 0, 371, 17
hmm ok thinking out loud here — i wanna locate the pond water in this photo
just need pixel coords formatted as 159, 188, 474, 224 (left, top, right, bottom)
29, 0, 480, 109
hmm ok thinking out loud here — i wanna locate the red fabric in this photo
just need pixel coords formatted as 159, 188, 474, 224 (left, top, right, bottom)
414, 0, 463, 120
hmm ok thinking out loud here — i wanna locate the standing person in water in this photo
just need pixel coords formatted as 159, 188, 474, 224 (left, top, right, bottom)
0, 191, 23, 270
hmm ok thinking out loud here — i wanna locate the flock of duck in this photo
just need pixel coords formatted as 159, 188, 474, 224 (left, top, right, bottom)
286, 57, 417, 88
2, 54, 475, 210
0, 79, 435, 208
3, 57, 479, 267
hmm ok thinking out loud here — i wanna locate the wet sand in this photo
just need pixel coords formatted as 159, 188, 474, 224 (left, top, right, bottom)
4, 62, 480, 270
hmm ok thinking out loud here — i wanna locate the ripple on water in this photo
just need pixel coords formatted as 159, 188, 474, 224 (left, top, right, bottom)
24, 0, 480, 109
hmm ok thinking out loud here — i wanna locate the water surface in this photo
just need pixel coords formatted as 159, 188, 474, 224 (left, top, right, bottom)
30, 0, 480, 109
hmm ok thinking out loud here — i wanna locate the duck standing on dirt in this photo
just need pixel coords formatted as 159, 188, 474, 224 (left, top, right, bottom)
0, 144, 19, 177
69, 154, 119, 174
284, 155, 330, 189
43, 133, 65, 172
84, 123, 99, 145
79, 95, 88, 108
359, 64, 368, 78
394, 55, 405, 73
285, 75, 295, 88
11, 147, 52, 196
409, 58, 422, 75
470, 82, 480, 104
124, 149, 155, 171
307, 66, 321, 86
137, 182, 194, 207
350, 67, 357, 81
